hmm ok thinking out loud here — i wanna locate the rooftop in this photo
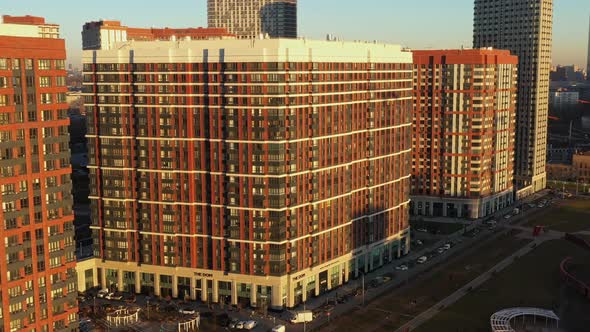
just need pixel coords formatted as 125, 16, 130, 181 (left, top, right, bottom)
83, 38, 412, 64
2, 15, 57, 26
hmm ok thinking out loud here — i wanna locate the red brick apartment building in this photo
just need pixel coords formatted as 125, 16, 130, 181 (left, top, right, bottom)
82, 20, 233, 50
411, 49, 518, 219
0, 16, 77, 332
76, 38, 413, 309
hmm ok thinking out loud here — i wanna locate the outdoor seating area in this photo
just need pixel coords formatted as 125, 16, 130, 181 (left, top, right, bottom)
105, 306, 141, 327
490, 307, 560, 332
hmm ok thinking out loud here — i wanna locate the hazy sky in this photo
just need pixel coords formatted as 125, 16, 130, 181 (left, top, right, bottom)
2, 0, 589, 67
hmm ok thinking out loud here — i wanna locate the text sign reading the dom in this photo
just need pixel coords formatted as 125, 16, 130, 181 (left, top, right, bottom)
194, 272, 214, 278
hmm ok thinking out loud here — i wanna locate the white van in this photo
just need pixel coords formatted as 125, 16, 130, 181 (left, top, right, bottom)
290, 311, 313, 323
417, 256, 428, 264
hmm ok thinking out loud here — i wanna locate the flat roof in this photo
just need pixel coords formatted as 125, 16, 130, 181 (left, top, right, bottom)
83, 38, 412, 64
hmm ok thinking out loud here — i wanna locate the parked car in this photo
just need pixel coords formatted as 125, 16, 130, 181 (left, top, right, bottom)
105, 293, 123, 300
416, 240, 423, 245
437, 247, 445, 254
235, 321, 246, 329
228, 319, 240, 329
96, 289, 109, 298
272, 325, 286, 332
503, 214, 512, 220
243, 320, 258, 330
417, 256, 428, 264
416, 228, 428, 233
443, 244, 451, 250
215, 313, 230, 327
395, 264, 408, 271
179, 307, 196, 315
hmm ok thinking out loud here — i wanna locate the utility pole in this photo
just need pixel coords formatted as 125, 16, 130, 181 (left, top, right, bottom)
362, 272, 365, 307
303, 301, 307, 332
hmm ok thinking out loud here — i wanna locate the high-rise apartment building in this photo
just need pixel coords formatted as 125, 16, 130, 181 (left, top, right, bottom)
587, 15, 590, 81
76, 38, 412, 309
82, 20, 233, 50
0, 16, 78, 332
411, 49, 518, 219
208, 0, 297, 39
473, 0, 553, 197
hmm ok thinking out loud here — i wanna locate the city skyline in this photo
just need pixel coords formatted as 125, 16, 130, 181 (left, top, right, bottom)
1, 0, 589, 67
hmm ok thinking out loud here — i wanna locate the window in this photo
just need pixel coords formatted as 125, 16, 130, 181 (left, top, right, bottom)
25, 59, 33, 70
39, 77, 51, 87
40, 93, 52, 104
0, 77, 7, 88
55, 76, 66, 86
55, 60, 65, 70
38, 60, 51, 70
0, 95, 8, 106
0, 58, 7, 70
11, 59, 20, 70
56, 93, 66, 103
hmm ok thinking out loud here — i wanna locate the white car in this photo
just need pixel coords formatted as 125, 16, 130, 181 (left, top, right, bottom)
503, 214, 512, 220
243, 320, 258, 330
96, 289, 109, 298
417, 256, 428, 264
179, 308, 196, 315
395, 264, 408, 271
272, 325, 286, 332
416, 228, 428, 233
437, 247, 445, 254
443, 244, 451, 250
105, 293, 123, 300
416, 240, 423, 245
235, 321, 246, 329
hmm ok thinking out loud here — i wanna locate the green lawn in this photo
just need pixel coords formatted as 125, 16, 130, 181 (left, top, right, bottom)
320, 232, 531, 332
414, 239, 590, 332
524, 199, 590, 233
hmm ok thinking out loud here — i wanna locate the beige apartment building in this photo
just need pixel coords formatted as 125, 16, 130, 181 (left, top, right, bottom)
411, 49, 518, 219
208, 0, 297, 39
474, 0, 553, 197
77, 38, 413, 309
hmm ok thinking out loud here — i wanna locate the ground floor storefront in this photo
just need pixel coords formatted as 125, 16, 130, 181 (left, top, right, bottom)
410, 190, 514, 219
76, 231, 410, 309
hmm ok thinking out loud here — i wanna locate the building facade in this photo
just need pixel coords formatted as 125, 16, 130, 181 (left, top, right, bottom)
573, 152, 590, 184
587, 15, 590, 81
550, 89, 580, 110
411, 49, 518, 219
208, 0, 297, 39
0, 17, 78, 332
77, 39, 412, 309
0, 15, 60, 39
82, 20, 233, 50
474, 0, 553, 196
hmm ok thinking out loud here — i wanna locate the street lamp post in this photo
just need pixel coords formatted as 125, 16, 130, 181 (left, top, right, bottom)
303, 302, 307, 332
361, 272, 365, 307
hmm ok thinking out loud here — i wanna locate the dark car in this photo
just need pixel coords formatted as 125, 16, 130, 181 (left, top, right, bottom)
216, 313, 230, 326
